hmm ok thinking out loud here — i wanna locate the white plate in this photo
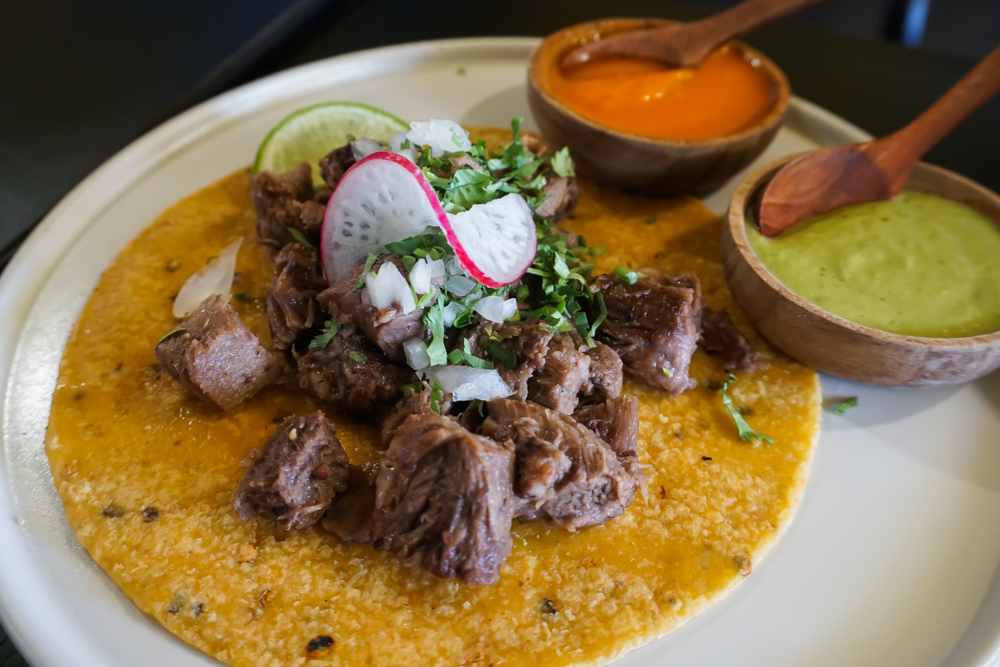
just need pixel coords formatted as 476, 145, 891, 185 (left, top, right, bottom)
2, 37, 1000, 667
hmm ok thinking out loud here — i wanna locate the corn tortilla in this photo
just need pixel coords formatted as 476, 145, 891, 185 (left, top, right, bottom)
45, 128, 821, 667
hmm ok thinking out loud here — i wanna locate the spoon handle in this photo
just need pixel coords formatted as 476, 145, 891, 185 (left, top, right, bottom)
682, 0, 823, 62
874, 44, 1000, 187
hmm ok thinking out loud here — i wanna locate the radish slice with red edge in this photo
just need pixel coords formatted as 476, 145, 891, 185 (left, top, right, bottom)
441, 194, 537, 288
321, 152, 447, 282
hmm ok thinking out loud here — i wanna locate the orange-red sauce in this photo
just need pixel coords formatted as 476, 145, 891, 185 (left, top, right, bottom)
546, 46, 776, 141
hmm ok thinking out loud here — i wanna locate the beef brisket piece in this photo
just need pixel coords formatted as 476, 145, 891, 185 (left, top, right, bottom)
297, 325, 416, 417
371, 412, 516, 585
156, 295, 282, 411
574, 395, 640, 455
250, 162, 325, 252
266, 242, 327, 351
380, 385, 453, 448
482, 398, 642, 531
591, 270, 703, 394
321, 461, 379, 544
535, 176, 581, 223
319, 144, 356, 190
233, 412, 349, 530
581, 342, 624, 405
319, 254, 432, 362
700, 307, 767, 374
526, 330, 591, 414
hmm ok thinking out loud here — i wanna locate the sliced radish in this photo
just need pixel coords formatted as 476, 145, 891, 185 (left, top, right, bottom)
173, 237, 242, 318
321, 152, 447, 282
440, 194, 537, 288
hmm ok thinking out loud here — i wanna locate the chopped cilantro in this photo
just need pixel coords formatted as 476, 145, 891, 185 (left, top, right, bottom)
550, 147, 576, 178
721, 374, 774, 444
348, 350, 367, 363
401, 381, 423, 399
457, 65, 466, 75
233, 292, 260, 301
155, 327, 186, 348
832, 397, 858, 415
645, 216, 658, 224
614, 267, 645, 285
429, 379, 445, 414
424, 299, 448, 366
356, 252, 380, 288
448, 339, 494, 369
309, 320, 340, 350
287, 227, 315, 249
662, 367, 674, 378
480, 337, 516, 369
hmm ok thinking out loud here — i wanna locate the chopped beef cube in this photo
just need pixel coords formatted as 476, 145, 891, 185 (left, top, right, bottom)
233, 412, 349, 530
574, 395, 640, 455
156, 295, 282, 411
297, 325, 416, 417
318, 144, 356, 190
581, 342, 623, 405
266, 243, 327, 350
482, 399, 642, 531
467, 320, 554, 400
700, 307, 768, 373
371, 412, 515, 585
535, 177, 581, 223
526, 331, 591, 414
319, 255, 432, 362
380, 386, 453, 448
591, 270, 703, 394
321, 461, 378, 544
444, 153, 486, 176
250, 162, 324, 252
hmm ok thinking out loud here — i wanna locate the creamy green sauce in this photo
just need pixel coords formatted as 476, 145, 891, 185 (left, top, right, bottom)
747, 189, 1000, 338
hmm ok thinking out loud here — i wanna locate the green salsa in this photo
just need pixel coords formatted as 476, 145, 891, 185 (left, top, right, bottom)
746, 189, 1000, 338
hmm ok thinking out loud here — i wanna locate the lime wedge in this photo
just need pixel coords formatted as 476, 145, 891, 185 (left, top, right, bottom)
253, 102, 408, 187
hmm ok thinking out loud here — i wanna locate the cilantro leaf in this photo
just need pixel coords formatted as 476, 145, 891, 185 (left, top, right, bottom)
233, 292, 260, 301
832, 397, 858, 415
356, 253, 380, 288
430, 379, 445, 414
401, 381, 423, 399
424, 299, 448, 366
721, 374, 774, 444
448, 339, 494, 369
614, 267, 645, 285
550, 147, 576, 178
155, 327, 186, 348
480, 337, 516, 369
309, 320, 340, 350
287, 227, 315, 249
349, 350, 368, 363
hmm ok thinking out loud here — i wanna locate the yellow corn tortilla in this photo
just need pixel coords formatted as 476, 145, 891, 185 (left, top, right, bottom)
45, 128, 821, 667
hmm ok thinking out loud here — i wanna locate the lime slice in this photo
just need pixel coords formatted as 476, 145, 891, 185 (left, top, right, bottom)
253, 102, 408, 187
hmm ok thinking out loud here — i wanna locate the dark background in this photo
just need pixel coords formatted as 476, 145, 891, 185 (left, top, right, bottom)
2, 1, 999, 664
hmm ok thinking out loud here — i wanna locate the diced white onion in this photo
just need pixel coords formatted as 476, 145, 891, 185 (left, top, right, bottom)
473, 295, 512, 323
501, 298, 518, 320
429, 258, 446, 281
420, 366, 513, 402
442, 301, 462, 328
446, 275, 477, 297
172, 237, 242, 318
365, 262, 416, 314
350, 137, 383, 161
403, 337, 430, 370
409, 258, 432, 294
405, 119, 472, 157
389, 131, 417, 162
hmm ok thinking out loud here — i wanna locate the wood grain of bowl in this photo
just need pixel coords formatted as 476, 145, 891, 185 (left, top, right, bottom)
528, 18, 790, 197
723, 153, 1000, 386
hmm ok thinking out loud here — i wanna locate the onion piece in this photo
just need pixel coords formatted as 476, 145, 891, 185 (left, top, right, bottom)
172, 237, 242, 318
389, 131, 417, 162
365, 262, 416, 314
429, 258, 446, 281
473, 295, 514, 323
403, 338, 430, 370
405, 119, 471, 157
409, 258, 432, 294
350, 137, 383, 161
446, 275, 477, 298
442, 301, 462, 328
420, 366, 513, 402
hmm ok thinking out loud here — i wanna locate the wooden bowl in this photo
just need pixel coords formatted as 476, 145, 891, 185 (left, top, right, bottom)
527, 18, 791, 197
723, 154, 1000, 386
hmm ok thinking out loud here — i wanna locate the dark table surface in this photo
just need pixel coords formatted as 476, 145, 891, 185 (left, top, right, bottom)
2, 1, 999, 664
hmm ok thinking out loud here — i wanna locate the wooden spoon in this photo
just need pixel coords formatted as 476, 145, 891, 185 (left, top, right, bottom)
560, 0, 822, 71
758, 44, 1000, 237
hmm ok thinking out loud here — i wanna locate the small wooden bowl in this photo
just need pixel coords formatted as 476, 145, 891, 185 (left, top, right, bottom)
723, 154, 1000, 386
527, 18, 791, 197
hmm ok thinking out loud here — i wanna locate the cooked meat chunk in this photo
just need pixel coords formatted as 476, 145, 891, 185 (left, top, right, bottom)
156, 295, 282, 411
535, 176, 580, 223
574, 395, 640, 455
591, 270, 703, 394
321, 461, 378, 544
380, 385, 453, 448
371, 413, 516, 585
233, 412, 349, 530
482, 399, 642, 531
581, 342, 624, 405
319, 144, 356, 190
700, 307, 767, 373
250, 162, 324, 252
319, 255, 430, 362
467, 320, 553, 400
526, 331, 591, 414
297, 326, 415, 417
266, 243, 327, 350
